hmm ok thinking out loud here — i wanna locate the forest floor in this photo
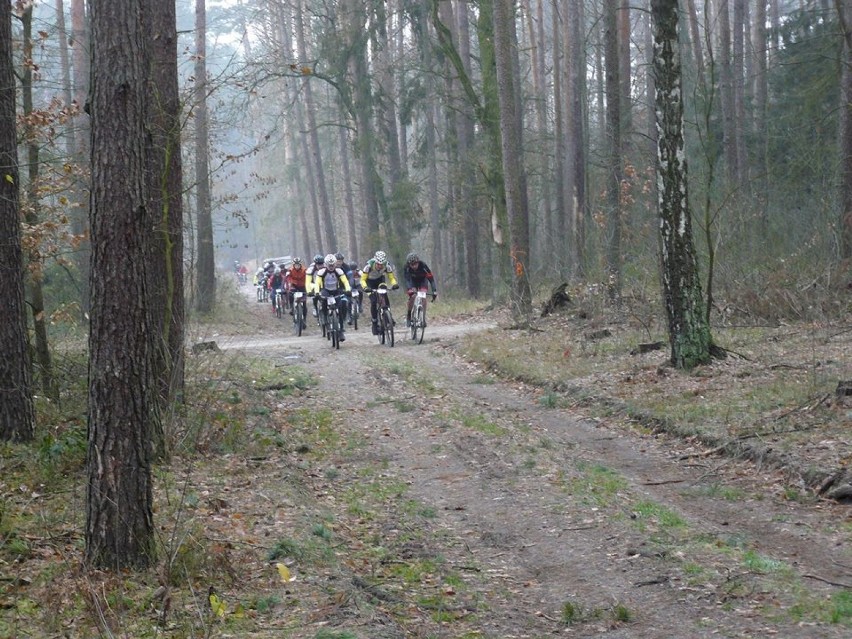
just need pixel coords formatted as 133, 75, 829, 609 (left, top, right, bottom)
2, 285, 851, 638
175, 286, 851, 638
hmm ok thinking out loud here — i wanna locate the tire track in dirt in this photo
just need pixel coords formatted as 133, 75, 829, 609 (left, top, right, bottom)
213, 295, 851, 638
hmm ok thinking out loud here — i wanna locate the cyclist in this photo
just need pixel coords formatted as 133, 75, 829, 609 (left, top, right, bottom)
360, 250, 399, 335
315, 253, 352, 341
268, 266, 287, 313
306, 254, 325, 317
349, 261, 365, 322
284, 257, 308, 314
334, 253, 356, 323
403, 252, 438, 326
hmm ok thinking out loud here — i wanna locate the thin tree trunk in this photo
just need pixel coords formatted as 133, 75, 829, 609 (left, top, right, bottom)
605, 0, 623, 301
493, 0, 532, 317
733, 0, 747, 187
652, 0, 714, 369
718, 0, 738, 185
338, 116, 358, 260
147, 0, 185, 441
0, 0, 35, 442
567, 0, 587, 277
19, 6, 58, 401
195, 0, 215, 313
70, 0, 90, 318
456, 0, 480, 296
839, 0, 852, 260
295, 0, 336, 249
754, 0, 768, 228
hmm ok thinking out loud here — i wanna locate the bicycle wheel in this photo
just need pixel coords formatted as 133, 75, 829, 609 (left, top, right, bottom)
409, 302, 419, 341
414, 304, 424, 344
331, 310, 341, 349
276, 298, 282, 319
382, 309, 395, 347
294, 303, 304, 336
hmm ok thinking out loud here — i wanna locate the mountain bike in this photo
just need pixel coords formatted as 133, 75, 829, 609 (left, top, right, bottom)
373, 285, 394, 347
292, 291, 307, 336
349, 289, 361, 330
274, 288, 284, 319
323, 294, 342, 349
409, 288, 430, 344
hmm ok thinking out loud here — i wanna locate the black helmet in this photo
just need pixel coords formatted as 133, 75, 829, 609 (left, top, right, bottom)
335, 252, 344, 261
313, 254, 324, 265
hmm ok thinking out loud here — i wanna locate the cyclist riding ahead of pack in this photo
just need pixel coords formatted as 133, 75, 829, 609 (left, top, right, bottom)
315, 253, 352, 341
360, 250, 399, 335
403, 252, 437, 326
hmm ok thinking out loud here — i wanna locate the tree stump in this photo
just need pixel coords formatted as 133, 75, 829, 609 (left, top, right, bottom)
540, 282, 571, 317
836, 381, 852, 407
191, 340, 220, 354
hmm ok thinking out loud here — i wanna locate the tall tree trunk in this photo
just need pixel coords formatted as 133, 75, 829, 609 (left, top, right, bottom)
733, 0, 747, 187
86, 0, 155, 570
493, 0, 532, 317
552, 0, 567, 264
567, 0, 587, 276
456, 0, 481, 296
604, 0, 623, 300
19, 6, 58, 401
840, 0, 852, 261
684, 0, 704, 79
374, 0, 408, 255
522, 0, 552, 266
147, 0, 185, 445
718, 0, 738, 186
0, 0, 35, 442
295, 0, 336, 249
195, 0, 215, 313
652, 0, 714, 369
754, 0, 768, 228
338, 115, 358, 260
70, 0, 91, 318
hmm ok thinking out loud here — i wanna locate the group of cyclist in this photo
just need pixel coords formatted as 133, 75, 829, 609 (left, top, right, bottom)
252, 250, 438, 341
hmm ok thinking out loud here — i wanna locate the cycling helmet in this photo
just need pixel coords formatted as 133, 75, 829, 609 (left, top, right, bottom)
406, 252, 419, 264
313, 254, 324, 265
292, 257, 302, 265
273, 267, 281, 274
324, 253, 337, 268
335, 252, 344, 261
374, 250, 387, 265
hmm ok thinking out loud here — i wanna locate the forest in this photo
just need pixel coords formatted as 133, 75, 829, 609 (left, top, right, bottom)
0, 0, 850, 577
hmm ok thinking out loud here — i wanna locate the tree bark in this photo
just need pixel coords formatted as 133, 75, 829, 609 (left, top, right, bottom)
195, 0, 215, 314
605, 0, 623, 300
652, 0, 714, 369
840, 0, 852, 261
295, 0, 336, 249
493, 0, 532, 318
70, 0, 91, 318
455, 0, 481, 296
19, 5, 58, 401
86, 0, 155, 569
0, 0, 35, 442
147, 0, 185, 441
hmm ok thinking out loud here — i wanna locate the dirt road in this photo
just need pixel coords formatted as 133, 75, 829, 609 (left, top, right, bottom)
199, 291, 851, 638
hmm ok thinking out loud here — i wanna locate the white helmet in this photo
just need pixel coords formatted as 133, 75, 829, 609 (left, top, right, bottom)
374, 250, 387, 265
324, 253, 336, 268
